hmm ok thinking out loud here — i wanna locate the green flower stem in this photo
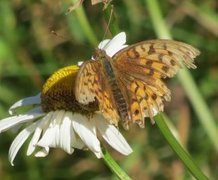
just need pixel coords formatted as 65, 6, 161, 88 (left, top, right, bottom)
71, 0, 98, 46
155, 114, 208, 180
103, 148, 132, 180
145, 0, 218, 152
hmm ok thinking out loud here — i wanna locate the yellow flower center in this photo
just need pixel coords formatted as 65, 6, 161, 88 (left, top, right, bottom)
41, 65, 98, 115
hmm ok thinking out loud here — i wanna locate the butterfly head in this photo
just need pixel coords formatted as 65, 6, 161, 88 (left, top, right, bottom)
93, 48, 108, 60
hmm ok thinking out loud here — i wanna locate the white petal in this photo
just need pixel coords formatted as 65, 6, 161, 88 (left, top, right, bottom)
101, 32, 127, 57
9, 94, 41, 115
69, 114, 85, 149
27, 107, 44, 114
36, 111, 62, 147
34, 147, 49, 157
71, 128, 85, 149
0, 112, 44, 133
94, 115, 133, 155
8, 122, 39, 166
27, 112, 55, 155
98, 39, 110, 49
77, 61, 84, 66
37, 111, 73, 154
71, 113, 103, 158
26, 127, 42, 156
59, 112, 74, 154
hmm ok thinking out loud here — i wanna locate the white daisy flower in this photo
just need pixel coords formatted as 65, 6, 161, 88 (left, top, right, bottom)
0, 32, 132, 166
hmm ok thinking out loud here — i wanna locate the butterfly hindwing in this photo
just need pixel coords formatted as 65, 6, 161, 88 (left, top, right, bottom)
112, 39, 199, 126
117, 70, 169, 127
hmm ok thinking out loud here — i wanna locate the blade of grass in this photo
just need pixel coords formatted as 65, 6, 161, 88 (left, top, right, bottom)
145, 0, 218, 153
155, 114, 208, 179
182, 1, 218, 37
69, 0, 98, 46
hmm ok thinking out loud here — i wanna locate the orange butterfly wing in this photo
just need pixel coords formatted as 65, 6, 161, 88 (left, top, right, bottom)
112, 39, 200, 127
75, 60, 120, 125
113, 39, 199, 78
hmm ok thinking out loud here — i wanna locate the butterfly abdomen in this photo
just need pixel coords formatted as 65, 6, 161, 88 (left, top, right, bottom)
101, 55, 130, 124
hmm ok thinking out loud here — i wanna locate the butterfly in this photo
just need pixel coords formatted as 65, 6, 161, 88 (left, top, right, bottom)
75, 38, 200, 129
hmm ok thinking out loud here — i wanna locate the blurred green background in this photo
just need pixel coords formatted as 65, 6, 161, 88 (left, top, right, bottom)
0, 0, 218, 179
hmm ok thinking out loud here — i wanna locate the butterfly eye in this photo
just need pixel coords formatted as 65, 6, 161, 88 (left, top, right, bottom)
93, 48, 102, 59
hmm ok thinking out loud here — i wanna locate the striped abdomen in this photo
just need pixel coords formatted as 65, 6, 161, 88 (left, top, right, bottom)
102, 57, 129, 122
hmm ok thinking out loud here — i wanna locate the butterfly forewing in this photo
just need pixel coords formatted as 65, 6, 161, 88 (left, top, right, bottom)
75, 60, 120, 125
75, 61, 100, 104
113, 39, 200, 78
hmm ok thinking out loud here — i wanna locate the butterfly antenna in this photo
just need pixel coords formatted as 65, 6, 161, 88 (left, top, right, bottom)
102, 4, 114, 41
